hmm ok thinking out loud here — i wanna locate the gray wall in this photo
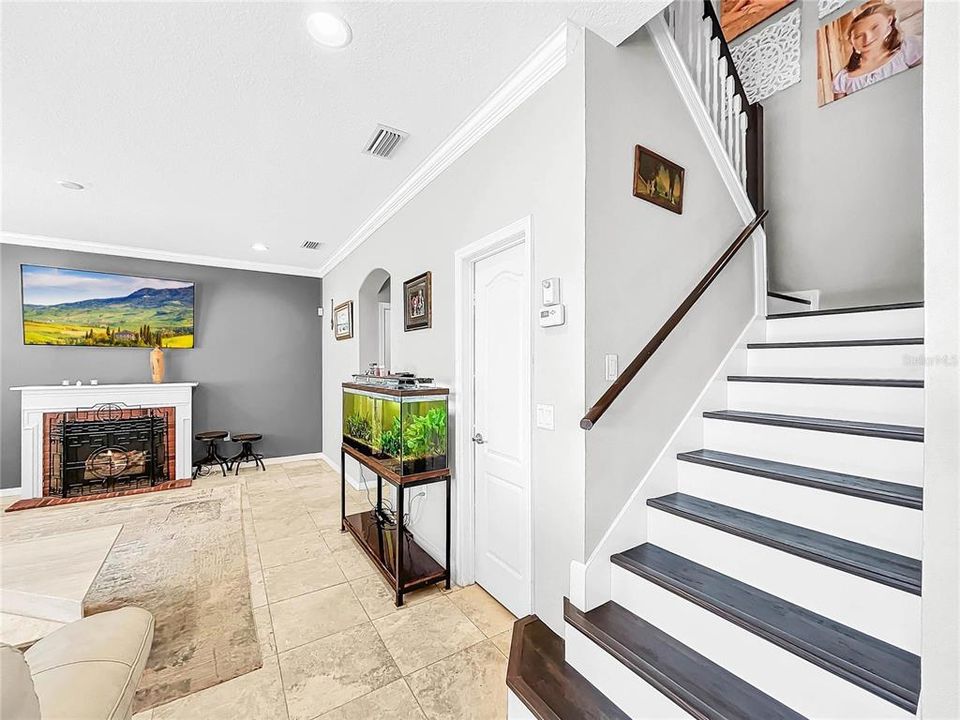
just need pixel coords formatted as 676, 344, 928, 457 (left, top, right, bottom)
742, 0, 923, 307
1, 244, 323, 489
583, 28, 753, 554
322, 26, 586, 635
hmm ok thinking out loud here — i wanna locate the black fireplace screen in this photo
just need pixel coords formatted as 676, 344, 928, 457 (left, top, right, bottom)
49, 403, 168, 498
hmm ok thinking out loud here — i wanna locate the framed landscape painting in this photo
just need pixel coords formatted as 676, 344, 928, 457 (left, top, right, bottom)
633, 145, 685, 215
21, 265, 195, 348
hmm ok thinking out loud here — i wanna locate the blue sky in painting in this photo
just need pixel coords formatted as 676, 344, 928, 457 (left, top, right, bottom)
21, 265, 192, 306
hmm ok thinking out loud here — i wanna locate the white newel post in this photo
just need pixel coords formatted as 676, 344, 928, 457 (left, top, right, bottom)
9, 383, 198, 499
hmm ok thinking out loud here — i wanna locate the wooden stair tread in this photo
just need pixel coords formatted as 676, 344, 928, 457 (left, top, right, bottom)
702, 409, 923, 442
646, 493, 922, 595
677, 449, 922, 509
747, 338, 923, 349
611, 545, 921, 713
506, 615, 629, 720
767, 301, 923, 320
564, 598, 807, 720
726, 375, 923, 388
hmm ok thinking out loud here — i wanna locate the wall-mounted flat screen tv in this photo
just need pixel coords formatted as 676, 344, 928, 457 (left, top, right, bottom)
21, 265, 195, 348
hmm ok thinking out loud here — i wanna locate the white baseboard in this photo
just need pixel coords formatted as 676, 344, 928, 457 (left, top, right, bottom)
0, 488, 21, 498
319, 451, 370, 490
261, 452, 323, 466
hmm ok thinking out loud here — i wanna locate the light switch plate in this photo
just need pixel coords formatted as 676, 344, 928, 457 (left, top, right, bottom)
605, 354, 618, 381
536, 404, 555, 430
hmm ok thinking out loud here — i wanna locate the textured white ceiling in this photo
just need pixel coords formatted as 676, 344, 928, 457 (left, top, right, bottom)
2, 2, 660, 274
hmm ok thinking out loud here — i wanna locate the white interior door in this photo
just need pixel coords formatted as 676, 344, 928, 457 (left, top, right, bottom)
472, 241, 530, 617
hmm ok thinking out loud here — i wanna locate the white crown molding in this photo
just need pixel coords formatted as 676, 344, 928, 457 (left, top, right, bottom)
317, 22, 571, 277
0, 231, 323, 278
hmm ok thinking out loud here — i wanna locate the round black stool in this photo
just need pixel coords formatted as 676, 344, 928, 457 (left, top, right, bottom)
193, 430, 228, 478
227, 433, 266, 475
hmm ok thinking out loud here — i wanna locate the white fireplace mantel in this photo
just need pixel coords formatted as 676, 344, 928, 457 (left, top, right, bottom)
10, 382, 198, 499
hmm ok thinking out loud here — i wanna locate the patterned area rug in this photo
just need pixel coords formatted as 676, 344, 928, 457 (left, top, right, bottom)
0, 484, 261, 711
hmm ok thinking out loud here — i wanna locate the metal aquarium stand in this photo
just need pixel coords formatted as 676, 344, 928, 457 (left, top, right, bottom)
340, 443, 451, 606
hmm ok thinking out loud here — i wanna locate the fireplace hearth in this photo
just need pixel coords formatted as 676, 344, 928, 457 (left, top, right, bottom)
49, 404, 168, 498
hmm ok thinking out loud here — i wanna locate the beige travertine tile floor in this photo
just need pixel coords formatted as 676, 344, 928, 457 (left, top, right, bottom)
129, 458, 517, 720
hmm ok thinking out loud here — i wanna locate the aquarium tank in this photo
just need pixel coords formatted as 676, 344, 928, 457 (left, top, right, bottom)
342, 383, 448, 476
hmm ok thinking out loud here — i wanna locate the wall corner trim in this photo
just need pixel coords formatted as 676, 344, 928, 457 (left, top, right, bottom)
0, 232, 324, 278
316, 22, 571, 277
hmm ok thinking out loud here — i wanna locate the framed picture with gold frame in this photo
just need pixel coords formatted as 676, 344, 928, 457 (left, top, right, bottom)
633, 145, 685, 215
333, 300, 353, 340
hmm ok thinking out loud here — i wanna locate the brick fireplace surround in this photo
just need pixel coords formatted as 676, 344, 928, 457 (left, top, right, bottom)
41, 406, 177, 497
7, 382, 198, 511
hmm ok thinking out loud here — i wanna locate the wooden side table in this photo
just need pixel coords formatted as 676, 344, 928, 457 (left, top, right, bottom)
340, 444, 450, 606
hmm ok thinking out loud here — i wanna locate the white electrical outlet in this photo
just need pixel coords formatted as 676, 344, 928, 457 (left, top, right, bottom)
536, 404, 555, 430
605, 354, 618, 381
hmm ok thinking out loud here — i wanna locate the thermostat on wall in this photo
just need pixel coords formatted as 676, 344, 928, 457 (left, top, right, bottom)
539, 305, 565, 327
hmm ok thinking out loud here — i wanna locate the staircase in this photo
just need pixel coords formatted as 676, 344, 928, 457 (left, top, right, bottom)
508, 302, 924, 719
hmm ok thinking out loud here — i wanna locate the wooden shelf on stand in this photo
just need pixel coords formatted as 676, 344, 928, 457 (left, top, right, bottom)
340, 444, 451, 606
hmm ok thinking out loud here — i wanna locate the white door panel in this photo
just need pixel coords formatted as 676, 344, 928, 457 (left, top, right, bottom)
473, 242, 530, 617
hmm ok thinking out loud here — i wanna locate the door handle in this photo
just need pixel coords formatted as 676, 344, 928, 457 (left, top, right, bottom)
471, 432, 486, 445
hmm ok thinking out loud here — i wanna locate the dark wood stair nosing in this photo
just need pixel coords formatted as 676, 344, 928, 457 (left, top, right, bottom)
702, 410, 924, 442
610, 546, 920, 713
767, 301, 923, 320
506, 614, 630, 720
747, 338, 923, 349
563, 598, 806, 720
646, 493, 922, 595
676, 449, 923, 509
726, 375, 923, 389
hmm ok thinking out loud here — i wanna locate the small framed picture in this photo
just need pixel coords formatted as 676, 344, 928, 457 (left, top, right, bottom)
633, 145, 685, 215
333, 300, 353, 340
403, 271, 432, 332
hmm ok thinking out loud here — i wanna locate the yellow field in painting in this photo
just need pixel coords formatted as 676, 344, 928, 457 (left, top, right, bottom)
24, 321, 193, 348
163, 335, 194, 348
23, 321, 90, 345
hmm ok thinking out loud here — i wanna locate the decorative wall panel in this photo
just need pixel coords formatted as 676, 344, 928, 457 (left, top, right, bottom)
818, 0, 848, 19
730, 8, 802, 103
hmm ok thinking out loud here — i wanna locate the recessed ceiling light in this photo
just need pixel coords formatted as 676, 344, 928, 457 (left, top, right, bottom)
251, 243, 270, 252
306, 12, 352, 48
57, 180, 85, 191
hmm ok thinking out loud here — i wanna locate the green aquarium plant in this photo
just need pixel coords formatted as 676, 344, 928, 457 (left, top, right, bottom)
345, 413, 372, 443
403, 407, 447, 458
380, 416, 403, 457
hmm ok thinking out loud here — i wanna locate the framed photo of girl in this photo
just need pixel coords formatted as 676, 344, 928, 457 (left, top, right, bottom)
403, 271, 432, 332
816, 0, 923, 108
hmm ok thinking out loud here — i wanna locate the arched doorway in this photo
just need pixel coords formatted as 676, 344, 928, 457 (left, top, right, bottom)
358, 268, 391, 372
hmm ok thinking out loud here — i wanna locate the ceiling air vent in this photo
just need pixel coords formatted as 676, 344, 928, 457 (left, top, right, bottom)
300, 240, 323, 250
363, 124, 408, 159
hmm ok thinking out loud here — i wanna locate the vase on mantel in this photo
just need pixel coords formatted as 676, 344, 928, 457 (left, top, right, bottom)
150, 346, 165, 384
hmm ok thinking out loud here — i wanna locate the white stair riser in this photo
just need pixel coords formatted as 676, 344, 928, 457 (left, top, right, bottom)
611, 566, 915, 720
746, 345, 923, 379
507, 690, 538, 720
703, 418, 923, 486
765, 308, 923, 343
564, 624, 694, 720
727, 382, 923, 426
678, 462, 922, 558
646, 508, 921, 653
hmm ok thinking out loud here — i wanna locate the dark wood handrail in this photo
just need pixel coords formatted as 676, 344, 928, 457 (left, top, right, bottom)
580, 210, 769, 431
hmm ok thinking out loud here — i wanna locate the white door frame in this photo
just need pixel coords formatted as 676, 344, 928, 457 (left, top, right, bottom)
453, 215, 534, 614
377, 301, 391, 368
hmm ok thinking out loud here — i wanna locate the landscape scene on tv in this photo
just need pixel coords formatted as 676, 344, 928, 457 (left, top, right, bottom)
21, 265, 195, 348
